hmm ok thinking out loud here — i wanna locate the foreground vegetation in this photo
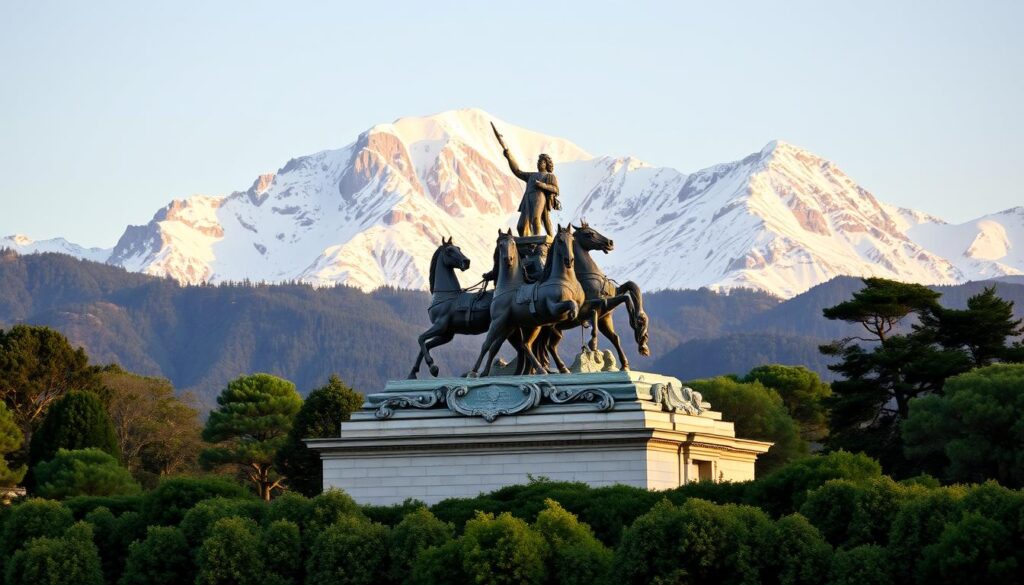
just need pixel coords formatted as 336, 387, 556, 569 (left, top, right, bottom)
2, 452, 1022, 585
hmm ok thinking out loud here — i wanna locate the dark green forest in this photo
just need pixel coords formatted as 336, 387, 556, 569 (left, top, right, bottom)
4, 250, 1022, 406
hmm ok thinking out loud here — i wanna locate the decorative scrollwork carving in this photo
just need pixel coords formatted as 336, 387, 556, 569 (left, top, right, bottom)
542, 382, 615, 411
373, 390, 443, 420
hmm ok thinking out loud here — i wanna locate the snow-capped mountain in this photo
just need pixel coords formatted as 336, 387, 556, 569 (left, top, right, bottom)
4, 108, 1022, 298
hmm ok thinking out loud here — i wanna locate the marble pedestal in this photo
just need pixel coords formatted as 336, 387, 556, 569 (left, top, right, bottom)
306, 371, 772, 506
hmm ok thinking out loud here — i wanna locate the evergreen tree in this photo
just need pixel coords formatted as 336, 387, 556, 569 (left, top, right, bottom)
201, 374, 302, 501
4, 522, 104, 585
119, 526, 193, 585
276, 374, 363, 497
918, 286, 1024, 367
0, 401, 26, 487
0, 325, 98, 438
742, 365, 831, 442
820, 278, 970, 473
28, 391, 120, 483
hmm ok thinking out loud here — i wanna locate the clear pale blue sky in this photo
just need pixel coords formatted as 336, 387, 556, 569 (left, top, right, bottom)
2, 1, 1021, 247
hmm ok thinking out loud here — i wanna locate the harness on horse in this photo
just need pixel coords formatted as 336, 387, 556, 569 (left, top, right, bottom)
430, 279, 491, 327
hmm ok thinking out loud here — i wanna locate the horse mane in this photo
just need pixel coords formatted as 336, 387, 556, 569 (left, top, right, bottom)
428, 245, 442, 292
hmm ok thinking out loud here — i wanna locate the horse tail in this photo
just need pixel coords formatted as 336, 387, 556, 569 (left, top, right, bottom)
618, 281, 650, 356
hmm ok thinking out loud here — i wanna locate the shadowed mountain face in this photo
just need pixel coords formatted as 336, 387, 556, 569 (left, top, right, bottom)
5, 109, 1024, 299
3, 251, 1022, 406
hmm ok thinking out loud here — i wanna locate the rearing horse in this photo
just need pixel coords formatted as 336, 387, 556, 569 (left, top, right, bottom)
537, 221, 650, 371
408, 237, 492, 379
469, 226, 585, 377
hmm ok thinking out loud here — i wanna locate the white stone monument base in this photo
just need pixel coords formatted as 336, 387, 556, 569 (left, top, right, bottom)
307, 371, 771, 506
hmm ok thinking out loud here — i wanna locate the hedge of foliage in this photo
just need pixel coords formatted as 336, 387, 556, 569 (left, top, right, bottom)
1, 451, 1022, 585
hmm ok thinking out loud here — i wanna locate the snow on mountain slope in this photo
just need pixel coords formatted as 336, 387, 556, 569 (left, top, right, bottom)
0, 234, 111, 263
3, 108, 1021, 298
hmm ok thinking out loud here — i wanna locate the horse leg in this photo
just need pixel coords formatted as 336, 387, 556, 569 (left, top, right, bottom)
618, 282, 650, 356
480, 317, 513, 377
547, 327, 570, 373
545, 296, 579, 322
589, 310, 600, 351
417, 319, 450, 378
598, 312, 630, 371
422, 332, 454, 377
510, 328, 528, 376
471, 314, 506, 377
408, 350, 425, 379
520, 326, 547, 374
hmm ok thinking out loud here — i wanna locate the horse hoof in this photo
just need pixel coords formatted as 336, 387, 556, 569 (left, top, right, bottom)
407, 372, 418, 380
465, 371, 480, 379
621, 364, 630, 372
429, 365, 440, 377
558, 367, 570, 374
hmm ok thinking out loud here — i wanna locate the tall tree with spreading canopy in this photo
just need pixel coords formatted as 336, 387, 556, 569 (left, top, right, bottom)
201, 373, 302, 501
820, 278, 970, 472
96, 365, 203, 478
742, 365, 831, 442
275, 374, 362, 497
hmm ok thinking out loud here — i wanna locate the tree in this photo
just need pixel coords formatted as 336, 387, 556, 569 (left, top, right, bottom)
0, 401, 26, 487
3, 522, 104, 585
827, 544, 893, 585
95, 366, 203, 478
119, 526, 194, 585
388, 507, 454, 584
200, 373, 303, 501
459, 511, 548, 585
688, 376, 807, 474
820, 278, 971, 472
0, 325, 98, 439
139, 476, 251, 527
742, 365, 831, 442
763, 514, 832, 585
903, 364, 1024, 486
33, 448, 140, 499
276, 374, 362, 497
0, 498, 74, 563
746, 451, 882, 517
532, 499, 612, 585
918, 286, 1024, 367
28, 390, 120, 474
305, 517, 389, 585
194, 517, 265, 585
261, 520, 302, 585
179, 496, 266, 548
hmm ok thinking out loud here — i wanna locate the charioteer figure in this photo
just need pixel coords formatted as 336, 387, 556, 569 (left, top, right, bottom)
492, 122, 560, 237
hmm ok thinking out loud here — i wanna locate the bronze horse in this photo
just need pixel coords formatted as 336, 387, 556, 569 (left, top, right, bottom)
408, 237, 492, 379
536, 221, 650, 371
469, 227, 585, 377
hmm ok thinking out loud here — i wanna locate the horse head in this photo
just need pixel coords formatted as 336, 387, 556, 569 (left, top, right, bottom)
496, 228, 518, 272
573, 220, 614, 254
553, 224, 576, 270
439, 236, 471, 271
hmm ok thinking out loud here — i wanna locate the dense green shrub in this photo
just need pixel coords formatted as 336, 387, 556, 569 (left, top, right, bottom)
886, 487, 964, 583
64, 493, 144, 519
194, 517, 264, 585
34, 448, 141, 499
139, 475, 251, 526
762, 513, 832, 585
306, 516, 389, 585
179, 496, 266, 547
265, 491, 313, 526
743, 364, 832, 442
119, 526, 193, 585
307, 489, 364, 531
533, 499, 612, 585
261, 519, 302, 585
364, 498, 428, 527
747, 451, 883, 517
409, 539, 467, 585
0, 497, 74, 561
460, 511, 548, 585
904, 364, 1024, 486
799, 477, 905, 548
388, 507, 453, 584
0, 402, 26, 487
4, 521, 103, 585
918, 512, 1021, 584
613, 498, 769, 584
84, 506, 144, 585
827, 544, 892, 585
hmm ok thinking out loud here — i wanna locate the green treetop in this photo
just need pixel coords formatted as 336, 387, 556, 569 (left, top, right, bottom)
201, 373, 302, 501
